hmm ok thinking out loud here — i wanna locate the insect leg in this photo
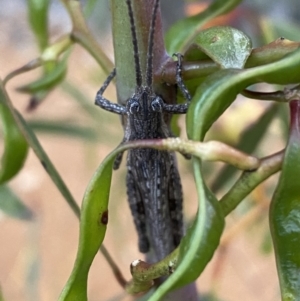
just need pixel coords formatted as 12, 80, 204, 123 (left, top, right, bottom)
168, 155, 184, 247
126, 165, 150, 253
113, 152, 124, 170
161, 53, 192, 114
162, 102, 188, 114
95, 68, 127, 115
173, 53, 192, 102
113, 136, 128, 170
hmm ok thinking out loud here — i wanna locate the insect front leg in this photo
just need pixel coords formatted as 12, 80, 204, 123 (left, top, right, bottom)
160, 53, 192, 114
113, 136, 128, 170
173, 53, 192, 102
95, 69, 129, 168
95, 68, 127, 115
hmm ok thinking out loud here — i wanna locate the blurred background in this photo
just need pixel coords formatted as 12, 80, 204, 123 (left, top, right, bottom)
0, 0, 300, 300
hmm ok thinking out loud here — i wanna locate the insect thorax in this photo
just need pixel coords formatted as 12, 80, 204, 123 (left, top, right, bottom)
126, 86, 169, 140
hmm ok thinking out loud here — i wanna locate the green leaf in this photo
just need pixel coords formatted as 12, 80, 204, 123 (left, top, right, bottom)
58, 150, 116, 301
149, 158, 225, 300
270, 100, 300, 300
245, 39, 300, 68
17, 56, 68, 94
0, 97, 28, 184
28, 120, 98, 141
0, 80, 79, 217
212, 104, 279, 192
187, 48, 300, 141
186, 26, 252, 69
219, 151, 283, 216
165, 0, 242, 54
28, 0, 50, 50
0, 185, 33, 220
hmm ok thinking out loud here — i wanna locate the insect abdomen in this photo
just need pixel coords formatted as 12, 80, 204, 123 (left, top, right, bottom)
127, 148, 183, 261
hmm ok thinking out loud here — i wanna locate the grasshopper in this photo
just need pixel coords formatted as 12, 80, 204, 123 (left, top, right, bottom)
95, 0, 191, 262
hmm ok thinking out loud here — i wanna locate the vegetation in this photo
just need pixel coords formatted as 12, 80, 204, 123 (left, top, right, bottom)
1, 0, 300, 300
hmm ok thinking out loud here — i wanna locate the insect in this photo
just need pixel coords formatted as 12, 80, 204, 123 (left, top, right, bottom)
95, 0, 191, 262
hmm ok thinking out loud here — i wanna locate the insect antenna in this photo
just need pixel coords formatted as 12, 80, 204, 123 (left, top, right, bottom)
146, 0, 160, 88
125, 0, 142, 87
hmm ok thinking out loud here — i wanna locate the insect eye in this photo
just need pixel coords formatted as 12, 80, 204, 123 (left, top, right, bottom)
151, 97, 163, 112
129, 99, 140, 114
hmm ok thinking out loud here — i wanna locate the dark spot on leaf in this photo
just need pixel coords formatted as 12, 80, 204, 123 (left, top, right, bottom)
100, 210, 109, 225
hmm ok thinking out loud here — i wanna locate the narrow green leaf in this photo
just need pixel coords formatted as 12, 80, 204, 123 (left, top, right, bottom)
0, 80, 79, 217
28, 0, 50, 50
149, 158, 225, 300
165, 0, 242, 54
59, 151, 116, 301
0, 185, 33, 220
245, 39, 300, 68
184, 39, 300, 74
187, 48, 300, 141
186, 26, 252, 69
0, 97, 28, 184
219, 151, 283, 216
270, 100, 300, 300
17, 56, 68, 94
28, 120, 98, 141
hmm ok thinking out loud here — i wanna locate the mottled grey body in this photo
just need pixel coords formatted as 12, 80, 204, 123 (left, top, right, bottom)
95, 0, 191, 262
125, 86, 184, 261
127, 149, 183, 260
